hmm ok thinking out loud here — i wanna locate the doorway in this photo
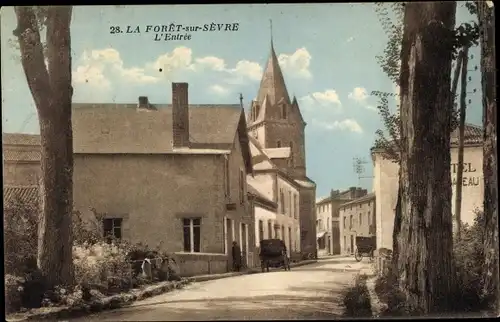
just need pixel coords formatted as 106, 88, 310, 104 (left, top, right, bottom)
226, 218, 234, 271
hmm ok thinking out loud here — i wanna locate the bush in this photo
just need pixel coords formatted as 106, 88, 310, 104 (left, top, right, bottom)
342, 274, 372, 317
5, 275, 25, 313
452, 210, 489, 312
4, 198, 39, 276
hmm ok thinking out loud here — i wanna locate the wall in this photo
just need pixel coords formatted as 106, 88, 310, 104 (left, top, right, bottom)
339, 196, 376, 255
3, 161, 40, 186
374, 145, 484, 251
250, 172, 301, 256
299, 187, 317, 257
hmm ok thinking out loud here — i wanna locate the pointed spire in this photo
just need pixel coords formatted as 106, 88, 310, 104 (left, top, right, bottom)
255, 22, 291, 108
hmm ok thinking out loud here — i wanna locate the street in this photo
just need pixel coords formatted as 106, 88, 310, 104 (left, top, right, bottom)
71, 257, 372, 321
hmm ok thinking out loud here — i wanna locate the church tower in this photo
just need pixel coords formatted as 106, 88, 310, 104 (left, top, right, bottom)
246, 39, 307, 179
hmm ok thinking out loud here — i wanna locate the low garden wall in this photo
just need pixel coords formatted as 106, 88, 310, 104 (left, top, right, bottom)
174, 253, 229, 277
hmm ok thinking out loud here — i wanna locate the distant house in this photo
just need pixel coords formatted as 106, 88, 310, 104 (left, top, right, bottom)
315, 187, 367, 256
338, 193, 376, 255
71, 83, 254, 277
3, 185, 40, 212
247, 136, 302, 261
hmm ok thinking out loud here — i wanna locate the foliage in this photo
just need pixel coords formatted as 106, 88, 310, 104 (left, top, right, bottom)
342, 274, 372, 317
376, 210, 491, 316
4, 198, 39, 276
371, 2, 480, 163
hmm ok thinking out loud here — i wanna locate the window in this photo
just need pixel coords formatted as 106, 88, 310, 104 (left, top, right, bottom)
349, 215, 353, 230
183, 218, 201, 253
359, 203, 362, 208
294, 194, 298, 219
239, 169, 245, 204
288, 191, 292, 216
103, 218, 122, 242
288, 226, 292, 253
280, 190, 285, 214
258, 220, 264, 242
224, 157, 230, 197
344, 236, 347, 251
343, 216, 346, 229
268, 221, 273, 238
281, 104, 287, 119
367, 211, 371, 225
255, 104, 260, 119
359, 213, 362, 226
277, 140, 282, 148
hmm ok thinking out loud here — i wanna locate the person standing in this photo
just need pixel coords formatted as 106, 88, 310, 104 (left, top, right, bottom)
232, 241, 242, 272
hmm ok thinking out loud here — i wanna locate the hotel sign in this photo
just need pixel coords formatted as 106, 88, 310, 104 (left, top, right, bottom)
451, 162, 480, 187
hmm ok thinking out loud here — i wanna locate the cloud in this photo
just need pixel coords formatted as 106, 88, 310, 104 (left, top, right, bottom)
73, 65, 111, 89
347, 37, 355, 43
209, 84, 229, 96
312, 118, 363, 133
299, 89, 342, 109
278, 47, 312, 79
348, 86, 377, 111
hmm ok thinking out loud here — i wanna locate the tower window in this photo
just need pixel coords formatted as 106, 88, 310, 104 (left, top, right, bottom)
277, 140, 282, 148
281, 104, 287, 119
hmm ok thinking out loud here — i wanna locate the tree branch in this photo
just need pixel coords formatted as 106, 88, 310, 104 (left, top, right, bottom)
13, 6, 52, 111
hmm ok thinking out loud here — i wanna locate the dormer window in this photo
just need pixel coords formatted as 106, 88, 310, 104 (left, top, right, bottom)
281, 104, 287, 119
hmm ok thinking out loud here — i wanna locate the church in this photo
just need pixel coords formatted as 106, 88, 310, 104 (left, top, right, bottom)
246, 39, 318, 259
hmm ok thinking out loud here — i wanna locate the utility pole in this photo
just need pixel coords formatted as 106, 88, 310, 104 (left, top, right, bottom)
352, 157, 371, 186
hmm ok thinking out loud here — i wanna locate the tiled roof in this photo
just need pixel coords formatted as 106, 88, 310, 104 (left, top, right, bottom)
2, 133, 41, 146
72, 103, 244, 154
339, 192, 376, 209
372, 123, 483, 152
3, 185, 40, 209
3, 149, 41, 162
450, 123, 483, 145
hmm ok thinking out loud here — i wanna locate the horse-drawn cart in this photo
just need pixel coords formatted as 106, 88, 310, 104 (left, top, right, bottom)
354, 236, 376, 262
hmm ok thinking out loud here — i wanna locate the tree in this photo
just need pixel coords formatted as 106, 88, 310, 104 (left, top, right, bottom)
395, 1, 457, 314
476, 0, 498, 310
13, 6, 75, 287
372, 2, 478, 280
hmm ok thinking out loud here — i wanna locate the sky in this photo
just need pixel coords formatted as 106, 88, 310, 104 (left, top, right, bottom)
1, 3, 483, 198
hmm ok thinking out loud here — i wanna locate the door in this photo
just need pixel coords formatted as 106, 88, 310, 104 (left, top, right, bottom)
226, 218, 234, 271
288, 227, 292, 257
350, 235, 354, 254
241, 223, 247, 267
328, 236, 331, 254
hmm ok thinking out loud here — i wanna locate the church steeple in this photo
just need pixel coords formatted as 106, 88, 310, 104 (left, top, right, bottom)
255, 25, 291, 107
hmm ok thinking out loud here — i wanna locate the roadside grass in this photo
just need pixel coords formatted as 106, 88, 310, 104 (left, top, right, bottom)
342, 274, 372, 318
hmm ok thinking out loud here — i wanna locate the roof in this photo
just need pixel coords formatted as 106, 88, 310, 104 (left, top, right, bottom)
2, 133, 40, 146
316, 187, 366, 205
3, 185, 40, 209
294, 178, 316, 188
255, 42, 291, 110
339, 192, 375, 209
263, 147, 291, 159
247, 182, 277, 210
248, 136, 276, 171
371, 123, 483, 153
3, 149, 41, 162
72, 103, 243, 153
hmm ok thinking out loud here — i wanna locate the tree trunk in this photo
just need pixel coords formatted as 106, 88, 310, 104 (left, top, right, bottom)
454, 46, 469, 240
477, 1, 498, 311
397, 2, 457, 314
14, 6, 74, 287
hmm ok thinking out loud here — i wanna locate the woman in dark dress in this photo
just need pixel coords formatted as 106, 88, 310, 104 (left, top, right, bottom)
232, 241, 242, 271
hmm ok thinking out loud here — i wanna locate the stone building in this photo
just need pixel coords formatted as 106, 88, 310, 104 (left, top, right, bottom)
338, 193, 376, 255
246, 41, 317, 259
2, 133, 41, 186
247, 136, 302, 262
371, 123, 483, 262
70, 83, 254, 277
315, 187, 367, 256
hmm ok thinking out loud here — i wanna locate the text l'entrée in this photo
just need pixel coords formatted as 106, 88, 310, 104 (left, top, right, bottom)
109, 23, 240, 41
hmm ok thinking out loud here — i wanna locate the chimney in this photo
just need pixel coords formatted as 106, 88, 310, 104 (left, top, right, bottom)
172, 83, 189, 148
349, 187, 356, 199
138, 96, 149, 108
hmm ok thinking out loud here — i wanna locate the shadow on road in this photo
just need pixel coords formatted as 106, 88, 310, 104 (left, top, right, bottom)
76, 275, 352, 321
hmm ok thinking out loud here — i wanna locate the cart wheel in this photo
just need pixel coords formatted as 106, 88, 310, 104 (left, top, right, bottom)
355, 250, 363, 262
